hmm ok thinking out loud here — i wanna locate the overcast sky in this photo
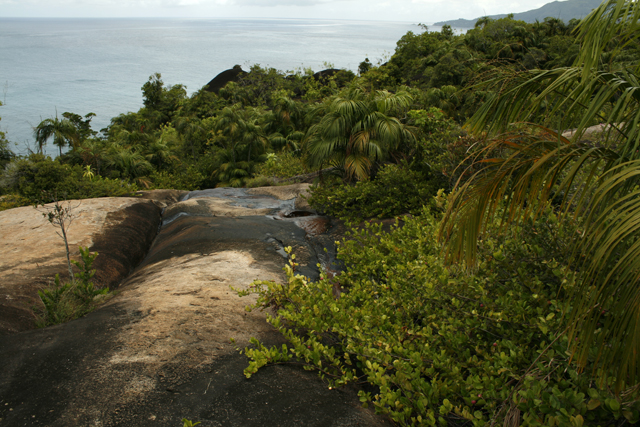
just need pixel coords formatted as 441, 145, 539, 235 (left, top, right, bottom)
1, 0, 553, 22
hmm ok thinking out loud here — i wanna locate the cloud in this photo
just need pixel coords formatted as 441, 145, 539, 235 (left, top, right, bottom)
0, 0, 555, 21
227, 0, 350, 6
60, 0, 354, 7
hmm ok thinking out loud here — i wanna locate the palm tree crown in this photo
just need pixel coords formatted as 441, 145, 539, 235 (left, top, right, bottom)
304, 85, 415, 181
34, 116, 79, 156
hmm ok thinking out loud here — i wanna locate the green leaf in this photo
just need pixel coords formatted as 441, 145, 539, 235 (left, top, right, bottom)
606, 398, 621, 412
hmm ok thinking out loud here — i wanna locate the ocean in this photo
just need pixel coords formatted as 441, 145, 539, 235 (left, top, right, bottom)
0, 18, 426, 155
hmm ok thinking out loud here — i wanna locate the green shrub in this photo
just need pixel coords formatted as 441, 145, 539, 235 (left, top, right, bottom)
307, 164, 441, 222
1, 154, 138, 202
255, 151, 307, 179
36, 247, 110, 327
237, 211, 640, 426
405, 108, 475, 187
245, 175, 276, 188
0, 194, 31, 211
149, 166, 204, 191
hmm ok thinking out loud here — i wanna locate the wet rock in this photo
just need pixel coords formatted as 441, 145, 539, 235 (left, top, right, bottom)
135, 189, 189, 209
163, 197, 274, 223
247, 183, 312, 210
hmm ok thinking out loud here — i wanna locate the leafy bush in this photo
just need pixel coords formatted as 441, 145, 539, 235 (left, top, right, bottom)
304, 108, 471, 223
0, 194, 31, 211
254, 151, 306, 179
149, 165, 204, 191
36, 246, 110, 327
0, 155, 138, 202
405, 108, 477, 186
307, 164, 440, 222
245, 175, 276, 188
237, 211, 640, 426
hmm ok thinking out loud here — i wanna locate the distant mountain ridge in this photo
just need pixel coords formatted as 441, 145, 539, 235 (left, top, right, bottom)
434, 0, 603, 28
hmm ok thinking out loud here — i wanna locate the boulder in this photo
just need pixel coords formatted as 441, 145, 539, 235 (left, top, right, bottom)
204, 65, 247, 93
135, 189, 189, 208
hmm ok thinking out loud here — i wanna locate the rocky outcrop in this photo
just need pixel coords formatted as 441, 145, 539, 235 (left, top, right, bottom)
312, 68, 356, 86
204, 66, 355, 98
135, 189, 189, 209
247, 182, 312, 209
312, 68, 342, 81
0, 185, 388, 426
0, 197, 161, 335
561, 123, 622, 141
204, 65, 248, 93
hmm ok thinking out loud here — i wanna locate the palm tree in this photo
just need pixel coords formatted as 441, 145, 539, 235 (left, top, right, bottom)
271, 95, 303, 134
440, 0, 640, 389
145, 130, 178, 170
212, 147, 254, 188
304, 86, 415, 181
212, 105, 268, 162
174, 114, 204, 161
34, 115, 79, 156
240, 120, 268, 163
269, 130, 304, 153
425, 86, 460, 119
106, 145, 153, 182
76, 138, 109, 175
263, 95, 306, 154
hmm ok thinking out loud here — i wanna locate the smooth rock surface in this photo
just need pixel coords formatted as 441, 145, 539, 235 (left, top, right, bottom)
0, 197, 161, 334
0, 185, 390, 427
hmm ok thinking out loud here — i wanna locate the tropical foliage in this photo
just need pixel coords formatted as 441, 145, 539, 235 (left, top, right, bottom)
35, 246, 110, 327
4, 6, 640, 424
440, 0, 640, 390
307, 164, 438, 222
304, 86, 415, 181
1, 11, 593, 201
239, 213, 640, 426
34, 114, 80, 156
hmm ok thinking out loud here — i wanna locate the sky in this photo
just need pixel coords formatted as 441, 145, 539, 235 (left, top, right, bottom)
0, 0, 554, 23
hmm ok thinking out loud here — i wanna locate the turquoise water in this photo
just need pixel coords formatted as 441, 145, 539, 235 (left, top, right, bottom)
0, 18, 420, 154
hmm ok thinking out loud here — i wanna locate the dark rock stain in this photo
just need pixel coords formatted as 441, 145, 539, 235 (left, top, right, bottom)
90, 202, 162, 290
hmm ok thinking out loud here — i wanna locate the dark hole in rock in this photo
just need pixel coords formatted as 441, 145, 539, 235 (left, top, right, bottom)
282, 210, 315, 218
296, 216, 331, 236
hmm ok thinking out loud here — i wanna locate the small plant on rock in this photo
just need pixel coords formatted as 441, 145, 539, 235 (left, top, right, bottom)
36, 246, 109, 327
37, 191, 77, 282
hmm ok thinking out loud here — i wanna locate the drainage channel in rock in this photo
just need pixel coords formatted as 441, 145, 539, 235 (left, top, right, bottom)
158, 186, 343, 280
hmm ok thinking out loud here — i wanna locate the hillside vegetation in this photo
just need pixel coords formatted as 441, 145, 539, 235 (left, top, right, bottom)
2, 0, 640, 425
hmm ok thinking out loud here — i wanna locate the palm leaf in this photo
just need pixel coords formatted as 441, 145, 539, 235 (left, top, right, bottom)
567, 161, 640, 386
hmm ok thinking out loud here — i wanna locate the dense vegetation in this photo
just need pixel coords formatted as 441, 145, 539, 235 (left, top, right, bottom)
0, 13, 596, 205
3, 1, 640, 424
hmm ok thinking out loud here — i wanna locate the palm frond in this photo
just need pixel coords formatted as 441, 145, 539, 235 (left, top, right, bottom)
441, 0, 640, 391
567, 160, 640, 386
576, 0, 640, 73
440, 127, 620, 264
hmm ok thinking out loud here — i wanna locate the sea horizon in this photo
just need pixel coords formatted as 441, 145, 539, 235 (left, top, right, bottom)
0, 17, 470, 155
0, 16, 426, 23
1, 17, 440, 154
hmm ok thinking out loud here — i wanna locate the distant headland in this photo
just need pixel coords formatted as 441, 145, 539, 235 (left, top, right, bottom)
435, 0, 603, 28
